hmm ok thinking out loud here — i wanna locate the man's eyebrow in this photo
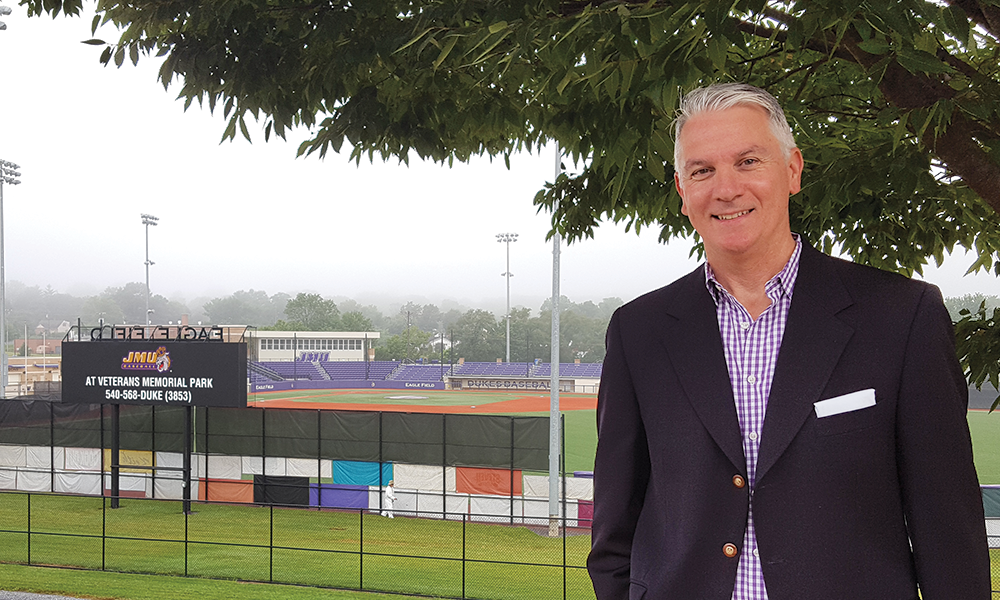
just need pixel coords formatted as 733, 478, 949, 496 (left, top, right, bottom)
737, 145, 770, 158
682, 159, 710, 170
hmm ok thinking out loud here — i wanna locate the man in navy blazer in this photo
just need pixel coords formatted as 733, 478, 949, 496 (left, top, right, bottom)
587, 83, 990, 599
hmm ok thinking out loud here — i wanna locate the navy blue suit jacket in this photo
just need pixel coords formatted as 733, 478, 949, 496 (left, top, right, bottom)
588, 244, 989, 599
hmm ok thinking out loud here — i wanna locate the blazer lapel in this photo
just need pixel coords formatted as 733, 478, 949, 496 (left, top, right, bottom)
659, 269, 746, 473
756, 246, 855, 482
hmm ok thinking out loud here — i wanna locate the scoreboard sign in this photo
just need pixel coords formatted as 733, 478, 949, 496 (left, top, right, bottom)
62, 341, 247, 407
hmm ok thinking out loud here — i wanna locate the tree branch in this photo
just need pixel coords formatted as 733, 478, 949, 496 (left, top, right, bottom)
946, 0, 1000, 41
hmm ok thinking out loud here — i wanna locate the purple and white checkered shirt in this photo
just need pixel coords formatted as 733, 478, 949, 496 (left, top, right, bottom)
705, 236, 802, 600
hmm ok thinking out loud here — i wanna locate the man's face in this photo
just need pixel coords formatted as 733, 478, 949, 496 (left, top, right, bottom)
674, 105, 803, 261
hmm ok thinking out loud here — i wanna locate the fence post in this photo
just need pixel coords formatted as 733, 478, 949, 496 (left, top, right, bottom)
442, 413, 447, 520
378, 412, 384, 514
184, 504, 189, 576
510, 416, 515, 526
101, 495, 106, 570
358, 508, 364, 591
269, 504, 274, 582
316, 409, 322, 511
563, 513, 567, 600
150, 405, 156, 499
26, 493, 31, 566
111, 404, 120, 509
49, 403, 55, 493
462, 513, 467, 599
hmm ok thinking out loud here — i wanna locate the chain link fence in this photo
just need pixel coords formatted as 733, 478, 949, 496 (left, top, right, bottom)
0, 490, 594, 600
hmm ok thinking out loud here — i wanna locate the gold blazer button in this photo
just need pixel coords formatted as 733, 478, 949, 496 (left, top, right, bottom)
732, 475, 746, 488
723, 543, 738, 558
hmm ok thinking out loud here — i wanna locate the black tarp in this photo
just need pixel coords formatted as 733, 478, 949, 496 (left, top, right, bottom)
253, 475, 309, 506
0, 399, 551, 471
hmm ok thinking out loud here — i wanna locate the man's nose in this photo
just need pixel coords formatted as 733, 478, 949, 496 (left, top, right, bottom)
712, 168, 742, 202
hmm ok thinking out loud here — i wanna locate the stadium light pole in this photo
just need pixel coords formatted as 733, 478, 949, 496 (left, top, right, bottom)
548, 148, 562, 537
1, 159, 22, 397
141, 214, 158, 327
496, 232, 518, 362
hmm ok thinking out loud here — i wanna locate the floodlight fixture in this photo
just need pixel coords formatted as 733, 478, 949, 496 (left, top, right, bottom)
142, 214, 159, 325
0, 158, 21, 396
497, 232, 518, 363
0, 4, 12, 30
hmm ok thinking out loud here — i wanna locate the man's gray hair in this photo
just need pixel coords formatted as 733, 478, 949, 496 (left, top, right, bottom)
673, 83, 796, 168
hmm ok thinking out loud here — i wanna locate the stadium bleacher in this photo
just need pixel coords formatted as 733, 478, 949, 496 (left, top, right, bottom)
389, 364, 451, 382
532, 363, 603, 378
451, 362, 534, 377
260, 361, 324, 380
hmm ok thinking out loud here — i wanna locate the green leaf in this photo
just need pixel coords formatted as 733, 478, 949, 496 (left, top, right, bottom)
556, 70, 574, 95
940, 5, 970, 46
81, 38, 105, 46
646, 155, 666, 182
113, 46, 125, 67
433, 35, 459, 70
394, 28, 433, 54
238, 116, 250, 142
895, 48, 953, 75
488, 21, 507, 34
856, 38, 889, 55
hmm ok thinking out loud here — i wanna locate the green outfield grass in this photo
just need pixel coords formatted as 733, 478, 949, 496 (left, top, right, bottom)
0, 493, 594, 600
969, 411, 1000, 485
250, 388, 571, 407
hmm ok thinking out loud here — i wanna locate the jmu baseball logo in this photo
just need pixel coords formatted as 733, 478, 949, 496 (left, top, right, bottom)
121, 346, 172, 373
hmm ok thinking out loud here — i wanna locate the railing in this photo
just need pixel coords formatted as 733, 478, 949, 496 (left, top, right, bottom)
0, 490, 595, 600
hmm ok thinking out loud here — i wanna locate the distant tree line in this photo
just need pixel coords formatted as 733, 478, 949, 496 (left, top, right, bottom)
6, 282, 623, 363
12, 281, 995, 365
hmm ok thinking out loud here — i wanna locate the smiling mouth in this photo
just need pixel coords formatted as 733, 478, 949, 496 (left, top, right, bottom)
715, 209, 753, 221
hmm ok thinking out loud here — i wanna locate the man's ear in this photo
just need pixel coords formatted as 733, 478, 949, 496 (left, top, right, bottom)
675, 172, 688, 216
787, 147, 804, 195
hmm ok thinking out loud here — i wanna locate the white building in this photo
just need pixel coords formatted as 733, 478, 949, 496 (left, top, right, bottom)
252, 331, 380, 362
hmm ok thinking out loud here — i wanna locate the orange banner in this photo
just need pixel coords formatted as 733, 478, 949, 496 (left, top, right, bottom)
456, 467, 522, 496
198, 478, 253, 503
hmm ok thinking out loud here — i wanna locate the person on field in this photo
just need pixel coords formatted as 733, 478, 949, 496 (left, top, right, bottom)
587, 82, 989, 600
381, 480, 397, 518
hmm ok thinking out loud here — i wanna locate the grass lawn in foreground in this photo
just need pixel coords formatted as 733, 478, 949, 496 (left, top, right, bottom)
0, 562, 404, 600
3, 549, 999, 599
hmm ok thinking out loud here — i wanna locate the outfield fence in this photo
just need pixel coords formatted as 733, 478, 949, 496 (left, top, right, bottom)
0, 490, 595, 600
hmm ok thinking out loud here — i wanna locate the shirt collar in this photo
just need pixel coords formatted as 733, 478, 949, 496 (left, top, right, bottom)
705, 234, 802, 306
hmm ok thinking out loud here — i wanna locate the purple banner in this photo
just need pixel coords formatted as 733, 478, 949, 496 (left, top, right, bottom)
310, 483, 369, 509
251, 380, 445, 393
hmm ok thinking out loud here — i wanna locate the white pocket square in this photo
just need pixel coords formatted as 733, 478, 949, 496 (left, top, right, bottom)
814, 388, 876, 418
